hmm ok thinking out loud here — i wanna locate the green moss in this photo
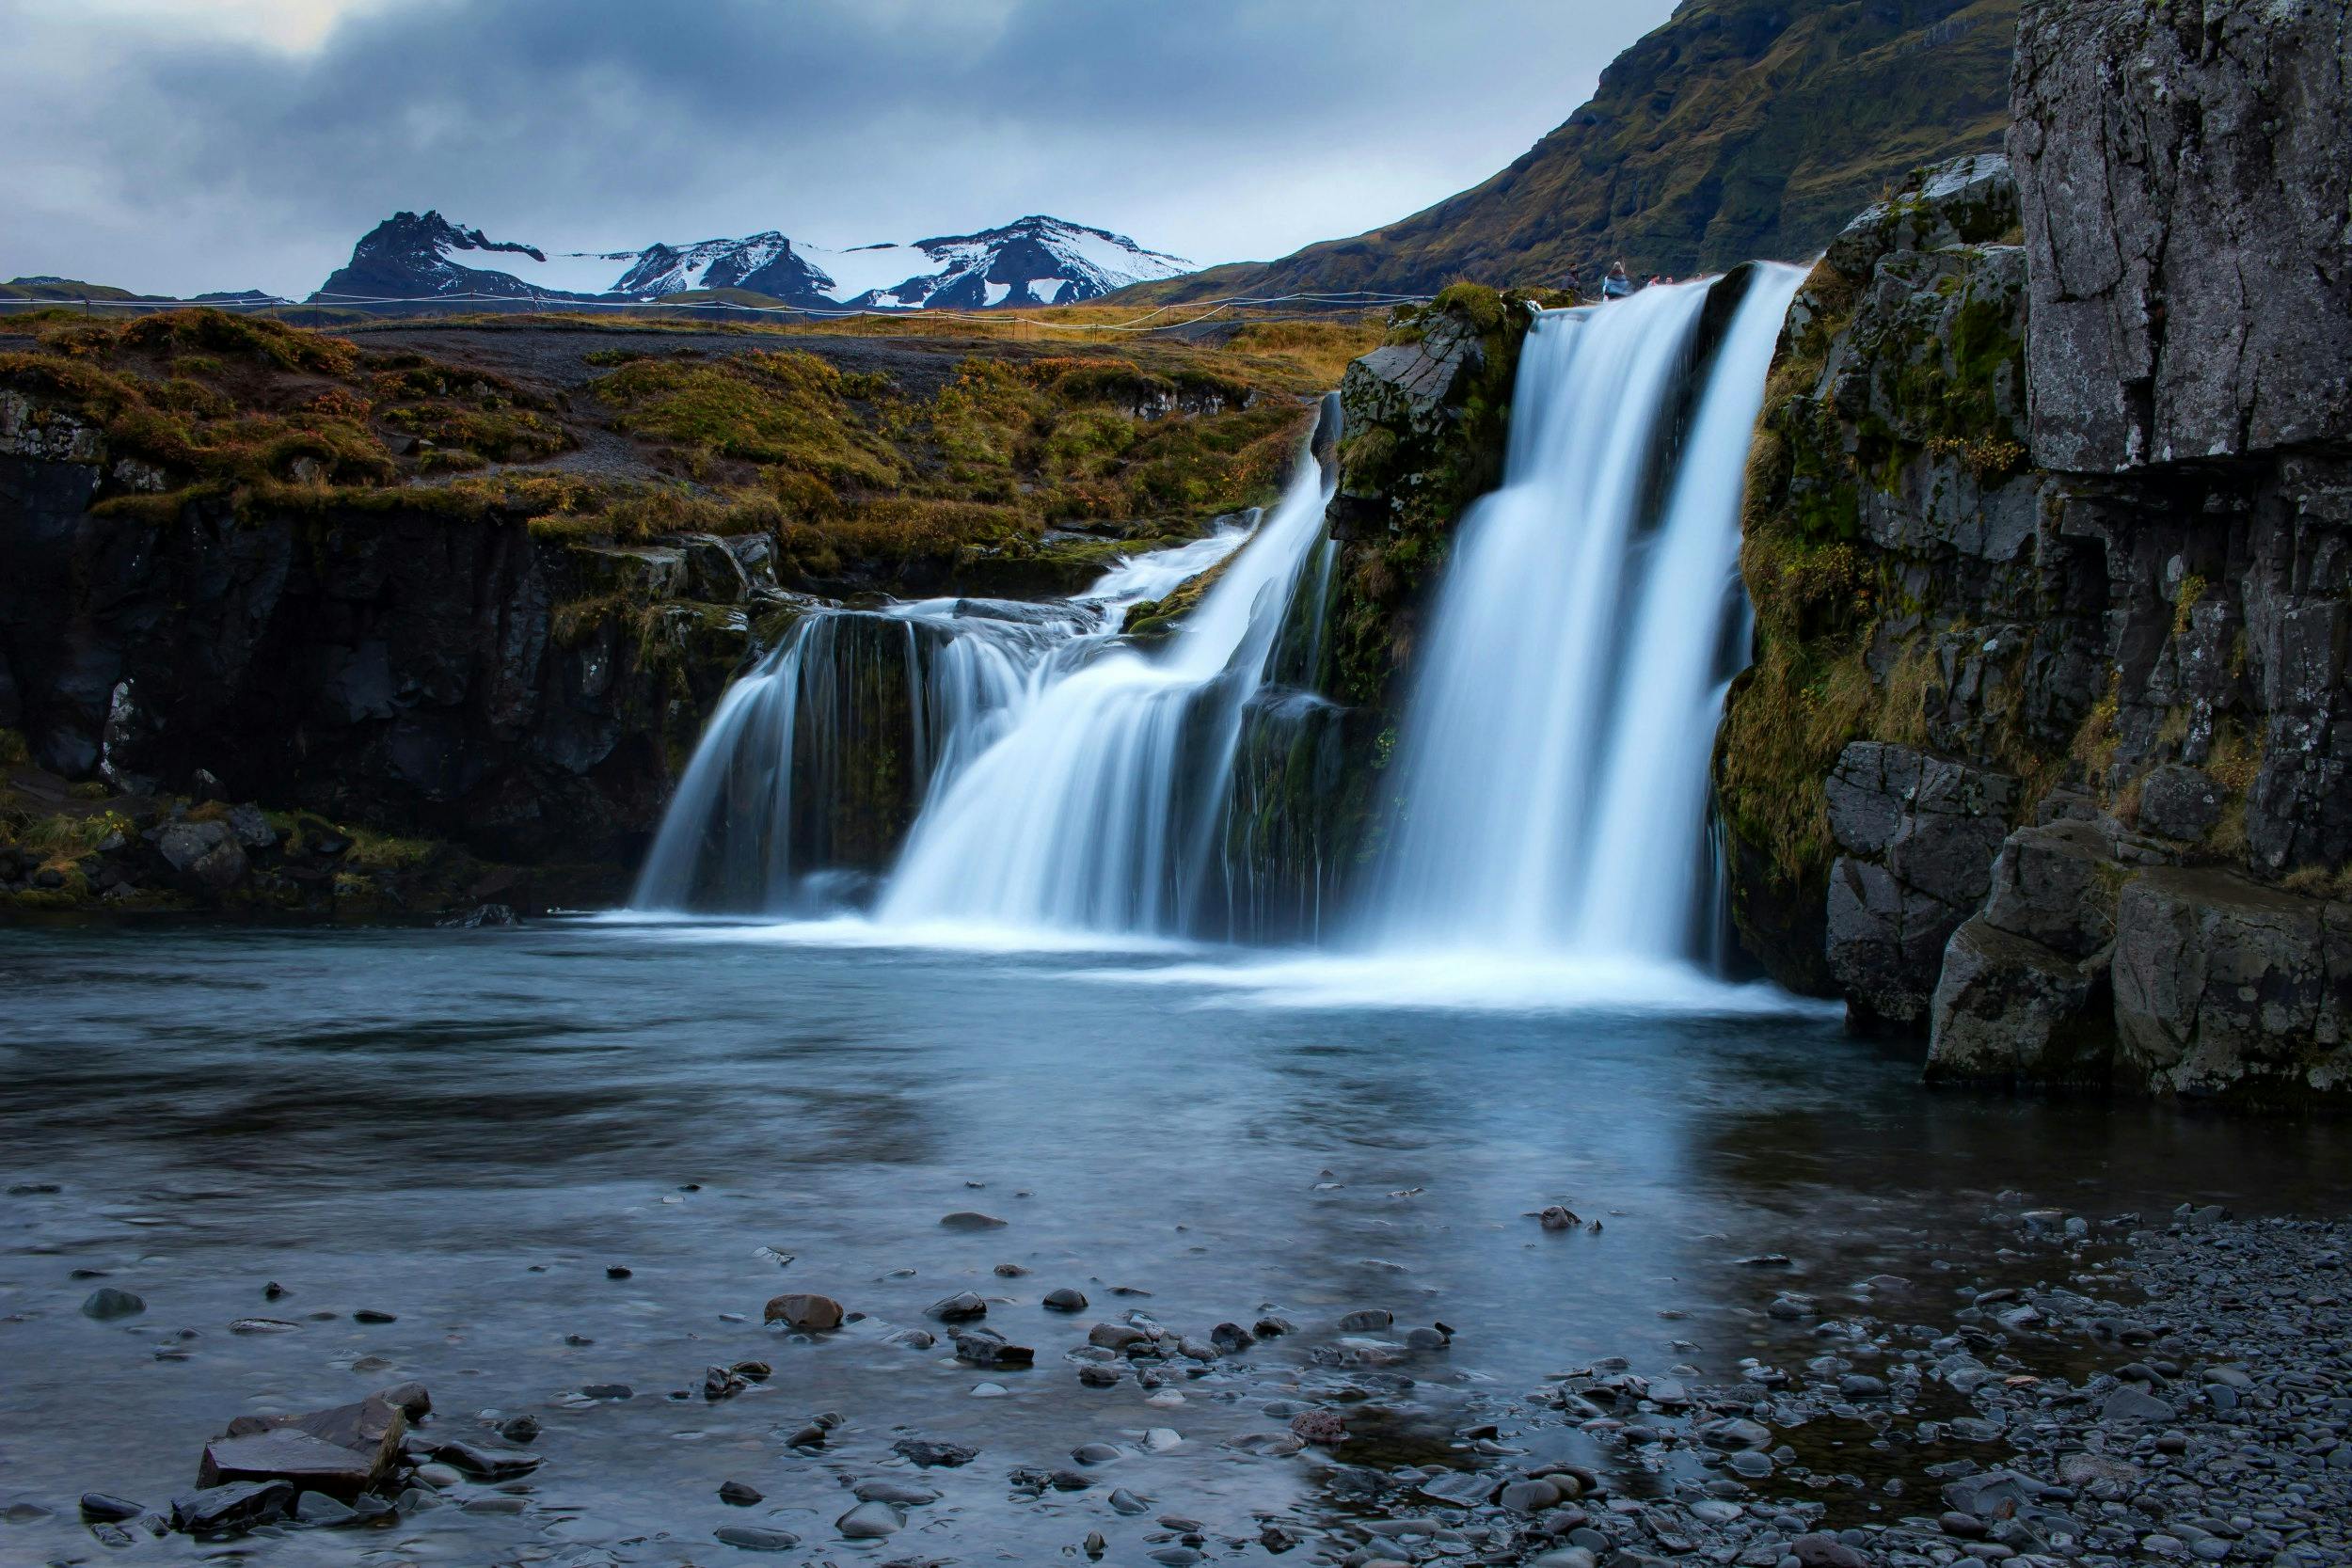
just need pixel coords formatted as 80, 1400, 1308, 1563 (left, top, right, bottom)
1320, 288, 1541, 709
1429, 282, 1507, 334
2172, 572, 2208, 639
592, 350, 904, 487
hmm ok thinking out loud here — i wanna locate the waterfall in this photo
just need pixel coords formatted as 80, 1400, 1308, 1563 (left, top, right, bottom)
1362, 263, 1808, 960
634, 265, 1806, 985
629, 518, 1258, 913
876, 404, 1337, 935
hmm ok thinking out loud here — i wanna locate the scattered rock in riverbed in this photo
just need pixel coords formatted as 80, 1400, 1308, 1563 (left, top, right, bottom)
950, 1325, 1034, 1367
170, 1479, 294, 1535
717, 1479, 762, 1505
940, 1211, 1007, 1230
764, 1291, 845, 1331
200, 1395, 407, 1500
374, 1381, 431, 1418
927, 1291, 987, 1321
81, 1286, 147, 1319
1290, 1409, 1347, 1447
714, 1523, 800, 1551
836, 1498, 904, 1538
892, 1437, 977, 1467
1043, 1286, 1089, 1312
433, 1438, 541, 1480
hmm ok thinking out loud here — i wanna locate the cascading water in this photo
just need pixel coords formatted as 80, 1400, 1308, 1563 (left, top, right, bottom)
636, 267, 1806, 990
629, 519, 1257, 913
1362, 262, 1808, 962
876, 404, 1338, 935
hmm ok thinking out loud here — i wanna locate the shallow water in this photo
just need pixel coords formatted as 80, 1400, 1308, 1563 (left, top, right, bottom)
3, 921, 2347, 1563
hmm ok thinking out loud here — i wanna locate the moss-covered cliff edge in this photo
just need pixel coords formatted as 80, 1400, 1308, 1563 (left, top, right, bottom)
1716, 0, 2352, 1102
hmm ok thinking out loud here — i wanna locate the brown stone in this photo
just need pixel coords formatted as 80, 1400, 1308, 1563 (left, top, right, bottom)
763, 1292, 844, 1331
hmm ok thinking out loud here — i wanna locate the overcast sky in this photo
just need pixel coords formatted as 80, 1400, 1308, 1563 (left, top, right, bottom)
2, 0, 1679, 299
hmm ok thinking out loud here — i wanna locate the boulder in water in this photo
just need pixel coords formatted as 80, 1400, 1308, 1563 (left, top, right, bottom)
81, 1286, 146, 1320
764, 1291, 844, 1331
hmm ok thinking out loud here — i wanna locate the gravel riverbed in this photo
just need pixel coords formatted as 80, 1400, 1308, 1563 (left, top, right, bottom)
17, 1199, 2346, 1568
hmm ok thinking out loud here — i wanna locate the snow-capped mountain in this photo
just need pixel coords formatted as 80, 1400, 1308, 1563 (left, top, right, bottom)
310, 212, 1192, 309
807, 216, 1193, 310
608, 232, 836, 303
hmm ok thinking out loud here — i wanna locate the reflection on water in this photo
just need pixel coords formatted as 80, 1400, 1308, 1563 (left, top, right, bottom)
1, 920, 2344, 1561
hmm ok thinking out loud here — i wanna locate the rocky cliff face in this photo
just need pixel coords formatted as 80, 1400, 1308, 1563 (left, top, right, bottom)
0, 388, 772, 903
1719, 0, 2352, 1101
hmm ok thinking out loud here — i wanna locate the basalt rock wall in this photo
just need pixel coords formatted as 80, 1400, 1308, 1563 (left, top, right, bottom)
0, 393, 772, 877
1719, 0, 2352, 1101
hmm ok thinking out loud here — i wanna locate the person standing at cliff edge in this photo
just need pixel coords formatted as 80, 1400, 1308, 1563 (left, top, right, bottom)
1602, 261, 1633, 299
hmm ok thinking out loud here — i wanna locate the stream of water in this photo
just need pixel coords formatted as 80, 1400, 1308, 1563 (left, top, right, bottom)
5, 924, 2347, 1564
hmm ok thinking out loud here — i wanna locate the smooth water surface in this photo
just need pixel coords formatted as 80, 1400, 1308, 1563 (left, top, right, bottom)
5, 923, 2348, 1563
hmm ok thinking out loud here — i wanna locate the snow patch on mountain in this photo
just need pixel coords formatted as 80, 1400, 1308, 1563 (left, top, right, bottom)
310, 211, 1193, 309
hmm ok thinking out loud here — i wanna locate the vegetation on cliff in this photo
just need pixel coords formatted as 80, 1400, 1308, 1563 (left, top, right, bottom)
0, 307, 1376, 592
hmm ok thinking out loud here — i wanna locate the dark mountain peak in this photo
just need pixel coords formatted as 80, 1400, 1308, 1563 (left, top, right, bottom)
314, 211, 591, 302
363, 211, 548, 266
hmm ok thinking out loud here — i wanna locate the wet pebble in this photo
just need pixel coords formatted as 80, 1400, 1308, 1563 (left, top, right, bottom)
714, 1524, 800, 1551
836, 1499, 903, 1538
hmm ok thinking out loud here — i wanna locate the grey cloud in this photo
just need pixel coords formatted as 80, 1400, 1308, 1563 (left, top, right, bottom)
1, 0, 1676, 296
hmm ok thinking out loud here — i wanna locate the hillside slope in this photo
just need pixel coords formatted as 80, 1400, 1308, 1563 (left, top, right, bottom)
1137, 0, 2015, 300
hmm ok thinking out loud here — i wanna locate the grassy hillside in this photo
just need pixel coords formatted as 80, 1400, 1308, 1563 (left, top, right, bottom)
2, 277, 149, 304
1129, 0, 2016, 300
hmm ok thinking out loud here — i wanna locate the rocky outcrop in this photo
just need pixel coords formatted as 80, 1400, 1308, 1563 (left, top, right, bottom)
0, 397, 779, 881
2011, 0, 2352, 471
1927, 915, 2109, 1084
1723, 0, 2352, 1100
1924, 817, 2122, 1083
2112, 869, 2352, 1101
1824, 742, 2016, 1030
